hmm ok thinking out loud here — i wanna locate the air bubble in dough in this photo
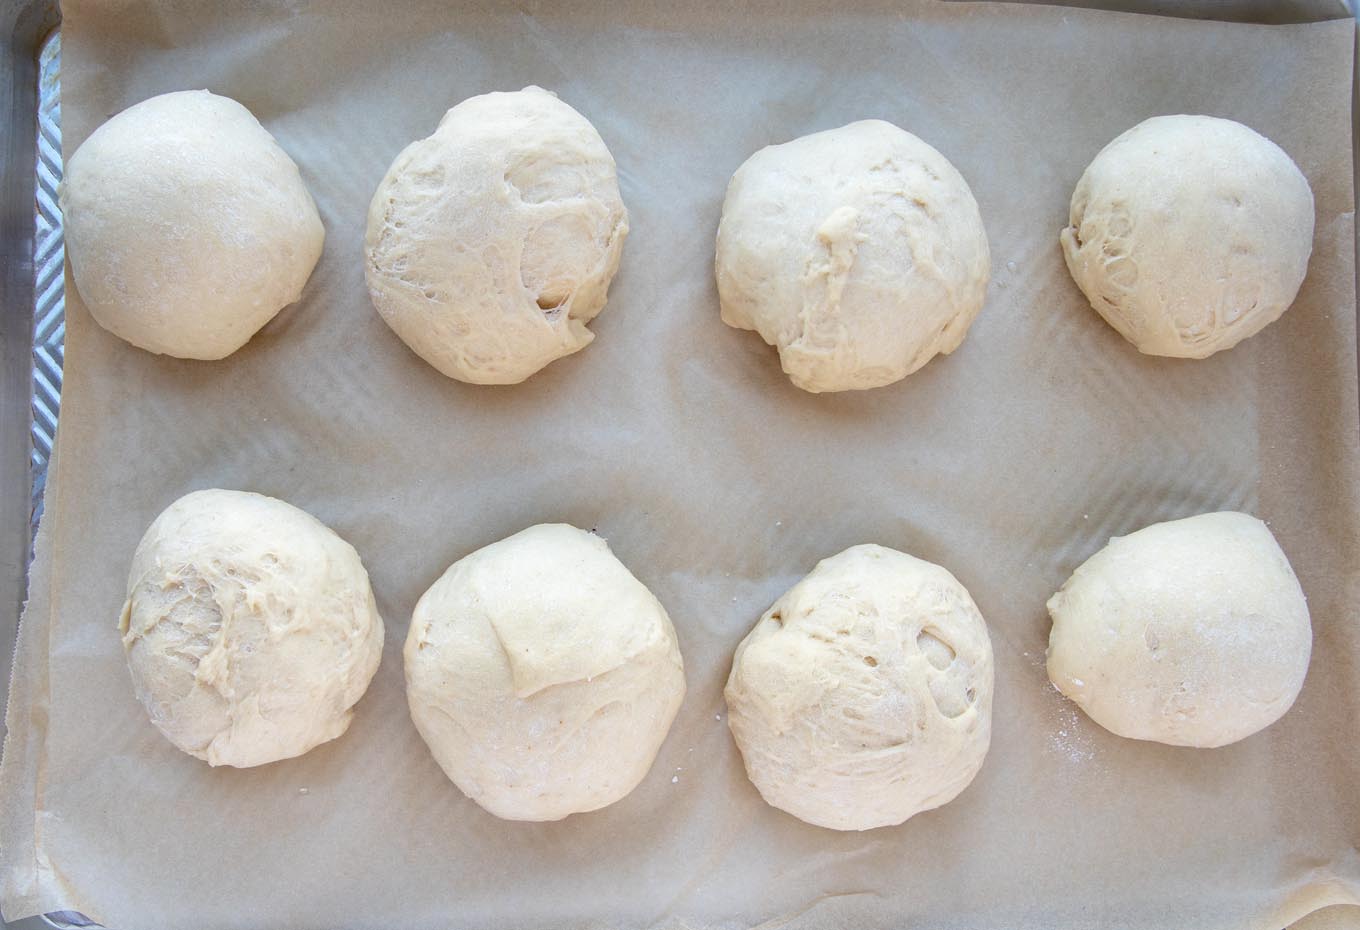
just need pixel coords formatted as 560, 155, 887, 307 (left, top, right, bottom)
724, 544, 994, 830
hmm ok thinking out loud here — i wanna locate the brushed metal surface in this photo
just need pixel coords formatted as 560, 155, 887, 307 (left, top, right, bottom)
30, 28, 60, 559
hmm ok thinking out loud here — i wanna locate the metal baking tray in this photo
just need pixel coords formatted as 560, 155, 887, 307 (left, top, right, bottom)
1, 5, 63, 926
0, 1, 1354, 928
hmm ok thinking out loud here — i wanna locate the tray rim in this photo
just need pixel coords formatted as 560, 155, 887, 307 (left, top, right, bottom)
0, 0, 58, 783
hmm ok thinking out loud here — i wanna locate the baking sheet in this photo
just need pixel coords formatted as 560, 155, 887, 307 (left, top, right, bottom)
2, 1, 1358, 927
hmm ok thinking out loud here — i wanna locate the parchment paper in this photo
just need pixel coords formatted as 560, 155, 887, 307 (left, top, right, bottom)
2, 2, 1358, 928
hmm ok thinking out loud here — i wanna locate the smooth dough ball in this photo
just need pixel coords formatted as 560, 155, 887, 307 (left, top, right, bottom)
404, 524, 685, 820
724, 544, 994, 831
366, 87, 629, 385
1060, 115, 1314, 358
60, 90, 325, 360
119, 490, 384, 767
715, 120, 991, 393
1047, 511, 1312, 748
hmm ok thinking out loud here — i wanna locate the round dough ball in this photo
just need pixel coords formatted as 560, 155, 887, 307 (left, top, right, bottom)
1060, 115, 1314, 358
366, 87, 629, 385
715, 120, 991, 393
61, 90, 325, 360
1047, 511, 1312, 748
404, 524, 685, 820
725, 544, 994, 831
119, 490, 384, 767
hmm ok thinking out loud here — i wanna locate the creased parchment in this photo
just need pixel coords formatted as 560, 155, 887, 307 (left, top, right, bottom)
2, 2, 1357, 928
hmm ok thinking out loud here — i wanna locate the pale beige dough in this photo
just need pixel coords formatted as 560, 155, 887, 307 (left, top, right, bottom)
715, 120, 991, 393
725, 544, 994, 831
404, 524, 685, 821
1047, 511, 1312, 748
60, 90, 324, 360
366, 87, 629, 385
120, 490, 384, 767
1061, 115, 1314, 358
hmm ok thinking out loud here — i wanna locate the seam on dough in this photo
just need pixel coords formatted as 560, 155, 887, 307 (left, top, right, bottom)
545, 697, 628, 755
787, 206, 865, 366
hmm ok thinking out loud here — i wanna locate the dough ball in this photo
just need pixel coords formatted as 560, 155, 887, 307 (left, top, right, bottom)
1060, 115, 1314, 358
715, 120, 990, 393
119, 490, 384, 767
60, 90, 324, 360
1047, 511, 1311, 748
404, 524, 685, 820
725, 544, 994, 831
366, 87, 629, 385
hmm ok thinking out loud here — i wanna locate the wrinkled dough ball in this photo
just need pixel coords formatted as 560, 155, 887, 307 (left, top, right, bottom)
1061, 115, 1314, 358
725, 544, 994, 831
1047, 512, 1312, 748
366, 87, 629, 384
404, 524, 685, 821
716, 120, 990, 393
60, 90, 324, 360
120, 490, 384, 767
